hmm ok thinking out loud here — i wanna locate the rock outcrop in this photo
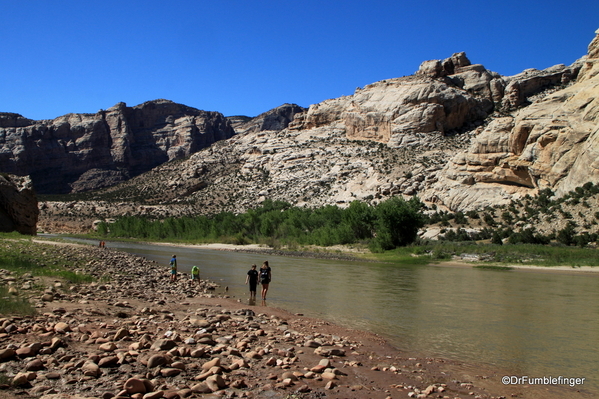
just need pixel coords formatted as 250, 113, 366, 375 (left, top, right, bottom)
0, 173, 38, 235
0, 100, 235, 194
423, 29, 599, 210
230, 103, 306, 134
289, 51, 578, 143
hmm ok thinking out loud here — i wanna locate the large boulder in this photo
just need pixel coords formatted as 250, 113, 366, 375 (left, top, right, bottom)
0, 174, 38, 235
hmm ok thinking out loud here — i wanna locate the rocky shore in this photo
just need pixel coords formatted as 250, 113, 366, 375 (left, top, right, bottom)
0, 241, 591, 399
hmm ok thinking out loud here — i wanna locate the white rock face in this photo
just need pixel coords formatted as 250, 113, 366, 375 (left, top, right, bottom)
423, 29, 599, 211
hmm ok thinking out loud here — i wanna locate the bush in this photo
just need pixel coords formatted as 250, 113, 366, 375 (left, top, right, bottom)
557, 222, 577, 246
483, 213, 496, 227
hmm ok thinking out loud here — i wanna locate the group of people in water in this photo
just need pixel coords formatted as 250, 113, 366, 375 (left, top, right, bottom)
168, 255, 272, 301
245, 261, 271, 300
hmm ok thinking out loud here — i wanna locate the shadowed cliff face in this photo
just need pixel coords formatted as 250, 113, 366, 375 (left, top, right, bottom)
0, 174, 38, 235
0, 99, 235, 194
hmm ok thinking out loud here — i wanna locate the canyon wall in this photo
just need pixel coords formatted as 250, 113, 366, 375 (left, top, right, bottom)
0, 99, 235, 194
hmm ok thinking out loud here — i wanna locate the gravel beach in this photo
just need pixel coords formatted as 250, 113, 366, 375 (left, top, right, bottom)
0, 241, 592, 399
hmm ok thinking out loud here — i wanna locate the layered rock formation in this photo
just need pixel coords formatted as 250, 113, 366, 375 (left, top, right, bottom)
0, 173, 38, 234
424, 29, 599, 210
289, 51, 578, 144
37, 29, 599, 231
0, 100, 235, 194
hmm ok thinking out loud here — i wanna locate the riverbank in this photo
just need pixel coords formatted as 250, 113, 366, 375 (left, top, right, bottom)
0, 240, 593, 399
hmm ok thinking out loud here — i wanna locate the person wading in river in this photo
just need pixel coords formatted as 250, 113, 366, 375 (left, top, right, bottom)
245, 264, 258, 300
260, 261, 271, 301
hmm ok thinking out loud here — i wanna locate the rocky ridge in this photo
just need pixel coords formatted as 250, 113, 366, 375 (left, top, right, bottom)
0, 240, 549, 399
228, 104, 307, 135
0, 100, 235, 195
37, 29, 599, 234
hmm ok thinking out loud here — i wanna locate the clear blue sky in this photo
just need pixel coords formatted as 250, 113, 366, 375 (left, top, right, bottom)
1, 1, 597, 120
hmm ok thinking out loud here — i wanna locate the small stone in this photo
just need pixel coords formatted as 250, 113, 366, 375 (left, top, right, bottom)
143, 391, 164, 399
0, 348, 16, 360
124, 378, 147, 395
13, 372, 36, 386
99, 342, 117, 352
321, 372, 337, 380
190, 382, 211, 393
45, 372, 61, 380
82, 361, 101, 377
281, 371, 298, 381
160, 368, 181, 377
16, 346, 37, 358
201, 357, 220, 371
147, 354, 169, 368
25, 358, 45, 371
54, 322, 71, 334
98, 355, 119, 367
113, 328, 130, 341
310, 364, 326, 373
206, 374, 226, 391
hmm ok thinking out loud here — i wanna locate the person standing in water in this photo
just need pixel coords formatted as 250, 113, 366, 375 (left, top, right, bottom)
245, 264, 258, 300
170, 255, 177, 282
260, 261, 271, 300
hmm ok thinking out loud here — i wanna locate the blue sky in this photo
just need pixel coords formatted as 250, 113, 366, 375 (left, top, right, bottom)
1, 1, 598, 120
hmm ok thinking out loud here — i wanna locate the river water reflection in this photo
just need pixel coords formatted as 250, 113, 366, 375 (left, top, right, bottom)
65, 238, 599, 392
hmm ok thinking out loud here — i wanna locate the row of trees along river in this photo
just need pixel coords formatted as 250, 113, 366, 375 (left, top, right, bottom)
97, 197, 425, 251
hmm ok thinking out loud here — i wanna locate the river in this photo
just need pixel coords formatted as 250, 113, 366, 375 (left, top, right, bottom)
63, 238, 599, 393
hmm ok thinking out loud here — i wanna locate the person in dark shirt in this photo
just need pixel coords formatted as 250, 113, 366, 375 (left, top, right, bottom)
245, 264, 258, 300
260, 261, 272, 300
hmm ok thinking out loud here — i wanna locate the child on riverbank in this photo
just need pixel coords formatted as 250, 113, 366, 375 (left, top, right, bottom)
170, 255, 177, 282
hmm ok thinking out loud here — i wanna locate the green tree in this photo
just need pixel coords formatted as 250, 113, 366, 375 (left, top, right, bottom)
371, 197, 425, 250
342, 200, 375, 240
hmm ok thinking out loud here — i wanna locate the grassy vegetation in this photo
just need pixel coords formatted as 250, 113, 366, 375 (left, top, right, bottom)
0, 233, 97, 316
0, 285, 35, 316
364, 242, 599, 268
0, 237, 94, 284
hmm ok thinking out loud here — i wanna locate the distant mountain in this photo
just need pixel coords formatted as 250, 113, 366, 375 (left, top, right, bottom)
0, 99, 235, 194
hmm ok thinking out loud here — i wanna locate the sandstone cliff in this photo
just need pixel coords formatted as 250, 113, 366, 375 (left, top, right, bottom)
0, 100, 235, 194
0, 173, 38, 235
38, 30, 599, 233
423, 29, 599, 211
